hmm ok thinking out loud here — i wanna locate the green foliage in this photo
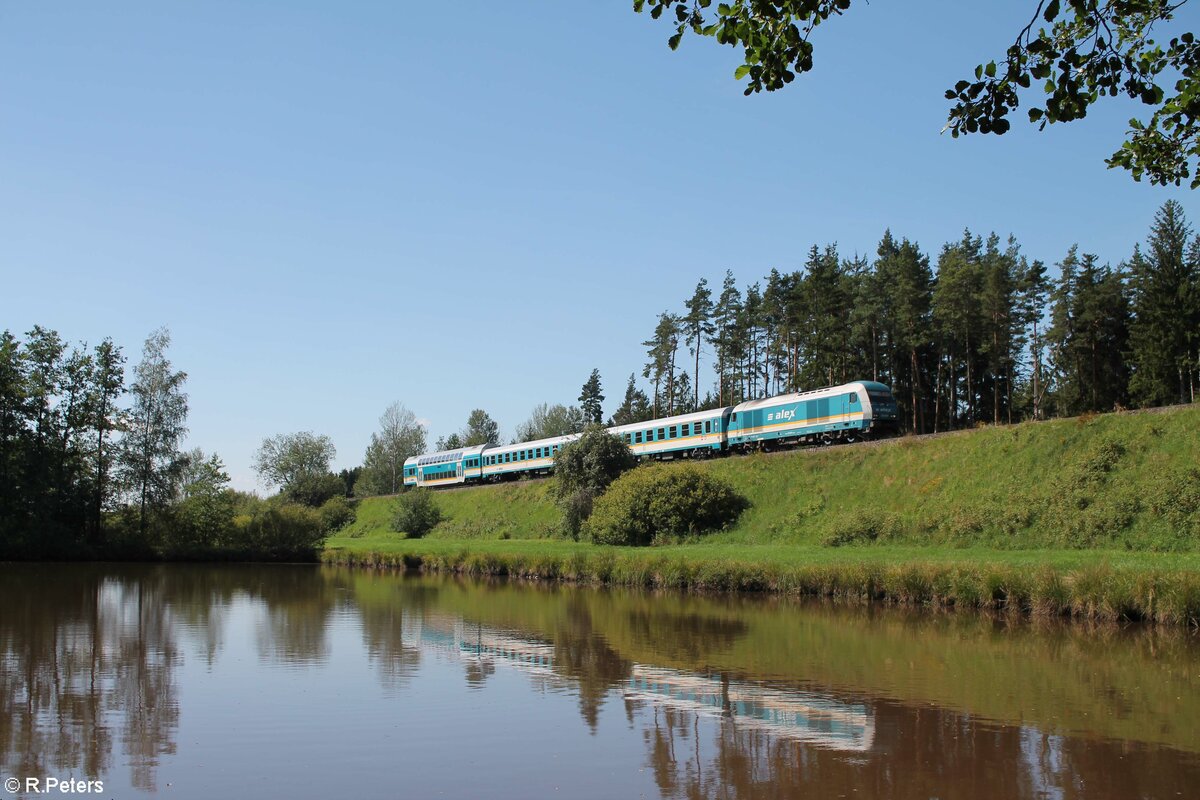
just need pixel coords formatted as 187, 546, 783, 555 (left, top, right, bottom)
462, 409, 499, 446
118, 327, 188, 537
551, 426, 637, 538
584, 464, 749, 546
285, 471, 345, 508
318, 495, 356, 533
237, 503, 326, 560
635, 1, 1200, 185
514, 402, 585, 442
168, 451, 235, 553
435, 432, 463, 451
821, 509, 902, 547
253, 431, 336, 494
553, 426, 637, 498
606, 374, 654, 426
357, 402, 426, 496
391, 488, 442, 538
578, 368, 605, 425
1127, 200, 1199, 407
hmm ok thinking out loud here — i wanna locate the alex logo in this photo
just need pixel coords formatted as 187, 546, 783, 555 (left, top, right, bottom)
767, 409, 796, 422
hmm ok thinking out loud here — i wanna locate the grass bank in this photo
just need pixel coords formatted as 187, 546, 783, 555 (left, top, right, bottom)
325, 405, 1200, 623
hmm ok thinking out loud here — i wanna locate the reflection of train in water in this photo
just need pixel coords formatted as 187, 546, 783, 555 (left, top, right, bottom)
407, 616, 874, 751
625, 665, 874, 751
403, 381, 899, 488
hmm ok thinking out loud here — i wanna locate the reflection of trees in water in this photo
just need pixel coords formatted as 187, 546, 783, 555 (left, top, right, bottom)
636, 698, 1200, 800
0, 564, 345, 791
357, 603, 422, 694
251, 566, 339, 665
553, 598, 632, 731
344, 573, 442, 693
624, 606, 749, 665
0, 566, 179, 792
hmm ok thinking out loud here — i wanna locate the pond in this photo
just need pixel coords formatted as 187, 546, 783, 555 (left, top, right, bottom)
2, 564, 1198, 798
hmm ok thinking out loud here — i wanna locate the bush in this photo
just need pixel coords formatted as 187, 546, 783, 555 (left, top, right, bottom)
821, 509, 902, 547
391, 488, 442, 538
233, 503, 326, 560
583, 464, 749, 546
552, 426, 636, 538
319, 495, 356, 532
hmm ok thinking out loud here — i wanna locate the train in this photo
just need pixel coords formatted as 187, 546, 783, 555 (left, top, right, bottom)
403, 380, 898, 488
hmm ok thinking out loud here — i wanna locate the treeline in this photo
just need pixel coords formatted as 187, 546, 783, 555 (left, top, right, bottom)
622, 200, 1199, 432
0, 328, 342, 560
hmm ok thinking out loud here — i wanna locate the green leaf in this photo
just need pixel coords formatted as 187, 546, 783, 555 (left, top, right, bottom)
985, 61, 996, 78
734, 64, 752, 79
1043, 0, 1059, 23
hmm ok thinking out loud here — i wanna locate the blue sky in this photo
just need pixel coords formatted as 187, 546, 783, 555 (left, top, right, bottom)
1, 2, 1194, 491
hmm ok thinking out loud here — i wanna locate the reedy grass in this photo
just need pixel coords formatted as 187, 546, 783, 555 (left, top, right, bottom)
321, 545, 1200, 625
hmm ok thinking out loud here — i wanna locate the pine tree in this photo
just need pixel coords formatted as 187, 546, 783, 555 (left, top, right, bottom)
682, 280, 714, 410
879, 233, 934, 432
643, 313, 681, 416
1046, 247, 1131, 414
608, 375, 654, 426
578, 369, 605, 425
707, 271, 743, 405
1016, 259, 1051, 420
933, 231, 985, 429
1128, 200, 1199, 407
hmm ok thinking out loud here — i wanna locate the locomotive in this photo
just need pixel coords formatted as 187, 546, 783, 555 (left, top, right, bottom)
403, 381, 897, 488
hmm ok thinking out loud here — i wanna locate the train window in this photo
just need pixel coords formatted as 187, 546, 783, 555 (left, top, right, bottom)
669, 426, 677, 438
635, 431, 642, 443
704, 421, 711, 433
731, 413, 737, 422
536, 448, 542, 458
658, 428, 665, 440
646, 430, 654, 442
849, 394, 858, 404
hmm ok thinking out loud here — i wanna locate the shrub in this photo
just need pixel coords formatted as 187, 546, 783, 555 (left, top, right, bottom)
552, 426, 637, 538
233, 503, 326, 559
318, 495, 356, 532
391, 488, 442, 538
583, 464, 749, 546
821, 509, 902, 547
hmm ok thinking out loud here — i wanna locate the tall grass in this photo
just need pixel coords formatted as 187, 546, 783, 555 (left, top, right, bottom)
321, 546, 1200, 625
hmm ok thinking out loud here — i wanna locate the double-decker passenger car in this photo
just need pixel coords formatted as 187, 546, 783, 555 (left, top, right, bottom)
403, 444, 487, 488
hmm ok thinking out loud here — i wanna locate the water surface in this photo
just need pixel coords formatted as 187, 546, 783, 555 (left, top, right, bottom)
2, 564, 1198, 798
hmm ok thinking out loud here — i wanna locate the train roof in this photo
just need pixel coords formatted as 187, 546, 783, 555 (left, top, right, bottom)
606, 406, 730, 435
731, 382, 888, 414
483, 432, 581, 454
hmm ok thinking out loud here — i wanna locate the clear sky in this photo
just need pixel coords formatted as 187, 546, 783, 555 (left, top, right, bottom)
1, 2, 1194, 491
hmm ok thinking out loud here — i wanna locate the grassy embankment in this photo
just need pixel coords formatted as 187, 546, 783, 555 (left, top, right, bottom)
324, 405, 1200, 623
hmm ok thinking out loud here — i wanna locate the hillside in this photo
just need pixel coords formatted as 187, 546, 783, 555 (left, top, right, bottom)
333, 404, 1200, 552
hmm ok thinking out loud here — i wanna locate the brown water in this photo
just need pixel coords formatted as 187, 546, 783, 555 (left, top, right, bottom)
2, 564, 1198, 799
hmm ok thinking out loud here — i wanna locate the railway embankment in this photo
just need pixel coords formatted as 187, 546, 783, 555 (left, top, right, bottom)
324, 404, 1200, 624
